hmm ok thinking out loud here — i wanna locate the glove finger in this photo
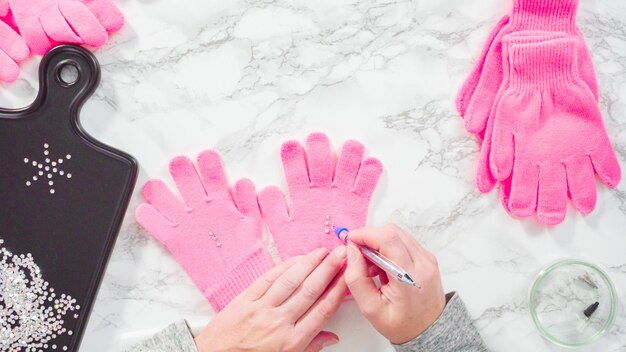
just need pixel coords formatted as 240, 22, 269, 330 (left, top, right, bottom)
234, 178, 260, 217
81, 0, 124, 32
39, 3, 83, 44
169, 156, 207, 208
565, 155, 597, 215
490, 91, 528, 181
537, 163, 567, 225
476, 111, 496, 193
463, 39, 505, 135
353, 157, 383, 199
508, 160, 538, 218
306, 133, 333, 187
9, 5, 54, 55
135, 203, 175, 246
499, 176, 512, 214
281, 140, 310, 191
0, 21, 30, 62
456, 15, 510, 116
258, 186, 289, 230
59, 0, 107, 47
197, 150, 230, 199
591, 144, 621, 188
333, 140, 364, 190
142, 179, 186, 222
0, 50, 19, 82
0, 0, 8, 17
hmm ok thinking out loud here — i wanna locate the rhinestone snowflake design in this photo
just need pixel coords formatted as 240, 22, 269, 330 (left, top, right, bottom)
0, 239, 80, 351
23, 143, 73, 195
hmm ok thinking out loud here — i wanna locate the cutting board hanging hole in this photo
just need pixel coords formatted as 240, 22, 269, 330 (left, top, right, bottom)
57, 61, 80, 87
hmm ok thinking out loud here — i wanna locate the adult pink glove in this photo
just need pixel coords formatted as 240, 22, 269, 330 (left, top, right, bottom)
0, 17, 29, 82
135, 151, 274, 311
489, 38, 621, 225
8, 0, 124, 55
258, 133, 383, 260
458, 0, 598, 136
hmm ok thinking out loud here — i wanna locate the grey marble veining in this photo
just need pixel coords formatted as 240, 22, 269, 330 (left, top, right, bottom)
1, 0, 625, 351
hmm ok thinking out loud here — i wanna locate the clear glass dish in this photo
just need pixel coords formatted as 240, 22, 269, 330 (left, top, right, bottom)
528, 259, 617, 348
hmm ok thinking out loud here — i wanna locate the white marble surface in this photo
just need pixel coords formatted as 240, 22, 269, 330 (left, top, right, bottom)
2, 0, 626, 351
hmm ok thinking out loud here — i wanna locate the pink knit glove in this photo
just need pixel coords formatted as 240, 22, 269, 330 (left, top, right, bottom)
135, 151, 274, 311
489, 38, 621, 225
8, 0, 124, 55
456, 14, 510, 116
258, 133, 383, 260
0, 17, 29, 82
0, 0, 8, 16
475, 31, 567, 193
459, 0, 598, 135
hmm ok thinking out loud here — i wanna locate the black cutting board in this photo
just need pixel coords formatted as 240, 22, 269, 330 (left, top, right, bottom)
0, 45, 137, 351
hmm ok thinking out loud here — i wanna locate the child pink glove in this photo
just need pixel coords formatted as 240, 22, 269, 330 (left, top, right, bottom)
258, 133, 383, 260
135, 151, 274, 311
8, 0, 124, 55
475, 31, 567, 194
489, 38, 621, 225
0, 18, 29, 82
458, 0, 598, 135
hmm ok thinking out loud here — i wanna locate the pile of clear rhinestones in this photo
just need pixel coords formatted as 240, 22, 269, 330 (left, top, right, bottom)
0, 239, 79, 351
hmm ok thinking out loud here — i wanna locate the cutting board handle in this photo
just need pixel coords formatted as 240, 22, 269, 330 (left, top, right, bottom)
38, 45, 101, 124
0, 45, 101, 127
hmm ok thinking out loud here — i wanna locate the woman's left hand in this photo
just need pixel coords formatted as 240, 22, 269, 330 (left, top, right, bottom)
194, 246, 348, 352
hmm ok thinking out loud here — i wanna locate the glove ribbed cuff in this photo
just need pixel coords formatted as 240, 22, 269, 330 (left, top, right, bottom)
205, 246, 274, 312
508, 38, 579, 91
510, 0, 578, 33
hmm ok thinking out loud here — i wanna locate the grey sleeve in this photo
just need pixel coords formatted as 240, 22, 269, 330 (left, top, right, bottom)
125, 320, 198, 352
393, 292, 488, 352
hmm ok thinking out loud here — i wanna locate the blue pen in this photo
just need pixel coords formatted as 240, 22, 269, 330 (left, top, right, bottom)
333, 226, 419, 288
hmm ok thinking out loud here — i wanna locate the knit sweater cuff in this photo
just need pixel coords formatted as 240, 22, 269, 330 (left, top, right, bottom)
393, 293, 488, 352
511, 0, 578, 32
125, 320, 198, 352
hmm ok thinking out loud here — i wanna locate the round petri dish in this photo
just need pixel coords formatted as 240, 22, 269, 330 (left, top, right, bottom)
529, 259, 617, 347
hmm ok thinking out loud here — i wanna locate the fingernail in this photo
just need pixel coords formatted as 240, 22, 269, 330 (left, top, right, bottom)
347, 245, 357, 261
322, 339, 339, 347
314, 247, 328, 259
335, 246, 347, 259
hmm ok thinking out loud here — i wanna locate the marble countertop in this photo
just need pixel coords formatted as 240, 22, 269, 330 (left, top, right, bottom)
1, 0, 625, 351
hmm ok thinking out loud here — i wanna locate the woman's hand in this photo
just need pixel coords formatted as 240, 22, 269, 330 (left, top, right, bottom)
194, 246, 348, 352
344, 224, 446, 344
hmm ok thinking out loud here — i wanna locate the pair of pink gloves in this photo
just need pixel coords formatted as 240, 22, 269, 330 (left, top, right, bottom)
457, 0, 621, 225
0, 0, 123, 82
135, 133, 383, 311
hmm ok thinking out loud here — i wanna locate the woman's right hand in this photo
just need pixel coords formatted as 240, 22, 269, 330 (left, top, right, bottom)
344, 224, 447, 345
